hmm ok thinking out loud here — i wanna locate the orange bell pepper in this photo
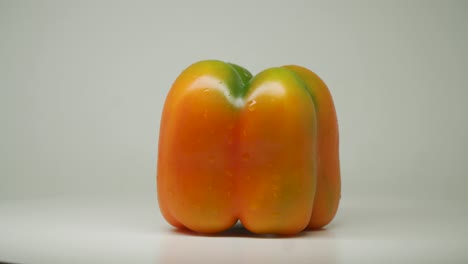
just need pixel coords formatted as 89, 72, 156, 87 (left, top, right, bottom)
157, 60, 340, 235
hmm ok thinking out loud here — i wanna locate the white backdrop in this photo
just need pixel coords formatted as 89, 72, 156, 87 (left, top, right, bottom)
1, 1, 467, 263
2, 0, 466, 201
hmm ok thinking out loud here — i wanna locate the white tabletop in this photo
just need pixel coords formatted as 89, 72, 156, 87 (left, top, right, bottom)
0, 194, 466, 264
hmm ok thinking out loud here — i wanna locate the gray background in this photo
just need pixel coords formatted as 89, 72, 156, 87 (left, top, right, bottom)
1, 1, 468, 263
2, 0, 467, 202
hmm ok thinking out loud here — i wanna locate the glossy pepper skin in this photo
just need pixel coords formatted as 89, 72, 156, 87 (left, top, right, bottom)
157, 60, 340, 235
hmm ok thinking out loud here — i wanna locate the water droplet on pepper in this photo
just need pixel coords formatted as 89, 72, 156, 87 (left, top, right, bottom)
247, 99, 257, 111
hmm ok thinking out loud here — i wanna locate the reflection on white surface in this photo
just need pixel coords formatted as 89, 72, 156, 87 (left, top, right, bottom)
159, 224, 338, 264
0, 195, 467, 264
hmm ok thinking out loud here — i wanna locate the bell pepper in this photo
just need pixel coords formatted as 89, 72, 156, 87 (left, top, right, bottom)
157, 60, 340, 235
